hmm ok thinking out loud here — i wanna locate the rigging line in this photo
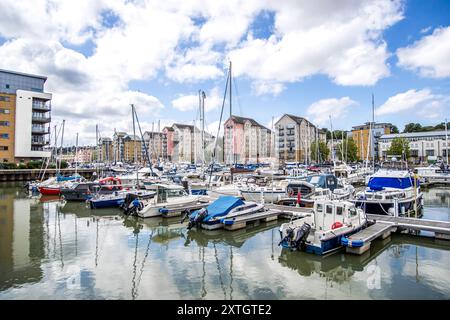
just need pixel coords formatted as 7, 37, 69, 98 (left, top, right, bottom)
232, 70, 243, 117
213, 243, 227, 300
208, 66, 229, 188
53, 206, 57, 259
74, 215, 77, 256
133, 231, 153, 299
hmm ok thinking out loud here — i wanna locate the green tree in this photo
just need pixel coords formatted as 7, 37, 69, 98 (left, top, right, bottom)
403, 123, 422, 133
310, 140, 330, 162
391, 125, 399, 134
336, 138, 358, 162
388, 137, 410, 159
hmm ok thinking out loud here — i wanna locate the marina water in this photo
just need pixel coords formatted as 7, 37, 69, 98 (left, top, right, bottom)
1, 183, 449, 299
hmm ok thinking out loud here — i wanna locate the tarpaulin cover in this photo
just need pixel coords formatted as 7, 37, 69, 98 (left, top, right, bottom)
368, 177, 413, 191
191, 196, 244, 221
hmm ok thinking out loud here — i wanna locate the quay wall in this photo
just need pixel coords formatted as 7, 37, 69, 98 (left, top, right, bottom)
0, 169, 95, 182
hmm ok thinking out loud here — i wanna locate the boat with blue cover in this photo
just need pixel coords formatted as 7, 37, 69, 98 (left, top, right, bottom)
279, 200, 367, 255
352, 169, 423, 216
188, 196, 264, 230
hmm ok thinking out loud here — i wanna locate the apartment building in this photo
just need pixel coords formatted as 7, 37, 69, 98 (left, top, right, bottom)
0, 69, 52, 163
378, 131, 449, 161
275, 114, 323, 164
100, 137, 113, 163
113, 131, 127, 163
351, 122, 393, 161
123, 134, 144, 163
143, 131, 167, 161
223, 116, 272, 165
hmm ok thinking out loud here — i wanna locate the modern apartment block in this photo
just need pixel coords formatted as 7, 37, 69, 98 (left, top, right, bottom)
0, 69, 52, 163
123, 134, 144, 163
351, 122, 393, 161
275, 114, 324, 164
378, 131, 450, 161
224, 116, 272, 165
113, 131, 127, 163
100, 137, 113, 163
143, 131, 167, 161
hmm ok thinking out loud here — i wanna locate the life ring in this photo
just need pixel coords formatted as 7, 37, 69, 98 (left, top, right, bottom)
332, 222, 343, 229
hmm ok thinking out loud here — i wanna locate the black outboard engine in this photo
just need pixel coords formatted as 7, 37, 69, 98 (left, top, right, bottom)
187, 208, 208, 230
280, 222, 311, 251
291, 223, 311, 250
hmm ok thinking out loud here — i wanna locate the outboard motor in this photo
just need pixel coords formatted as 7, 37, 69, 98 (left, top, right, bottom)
121, 193, 143, 216
279, 222, 311, 251
187, 208, 208, 230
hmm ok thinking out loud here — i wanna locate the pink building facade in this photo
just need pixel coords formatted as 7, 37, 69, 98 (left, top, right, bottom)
224, 116, 272, 165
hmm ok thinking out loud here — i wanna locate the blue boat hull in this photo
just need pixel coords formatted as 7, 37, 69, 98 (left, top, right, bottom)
89, 198, 123, 209
281, 227, 364, 255
191, 189, 208, 195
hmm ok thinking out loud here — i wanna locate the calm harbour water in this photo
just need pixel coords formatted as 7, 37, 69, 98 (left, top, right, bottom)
1, 183, 450, 300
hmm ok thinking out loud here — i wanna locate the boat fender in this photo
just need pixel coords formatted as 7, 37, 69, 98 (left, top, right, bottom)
332, 222, 343, 230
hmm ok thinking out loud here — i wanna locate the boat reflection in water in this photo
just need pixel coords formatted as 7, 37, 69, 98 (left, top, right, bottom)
1, 183, 450, 299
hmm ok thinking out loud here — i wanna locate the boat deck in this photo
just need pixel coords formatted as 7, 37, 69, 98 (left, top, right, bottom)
159, 201, 212, 218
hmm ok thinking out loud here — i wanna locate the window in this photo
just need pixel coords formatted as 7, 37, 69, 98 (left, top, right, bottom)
336, 206, 343, 215
5, 84, 10, 89
316, 203, 323, 213
0, 96, 10, 102
0, 121, 9, 126
0, 134, 9, 139
326, 205, 333, 214
0, 109, 10, 114
0, 146, 8, 151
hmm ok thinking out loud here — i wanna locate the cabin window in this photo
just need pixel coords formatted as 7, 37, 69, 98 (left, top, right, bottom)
316, 203, 323, 213
349, 207, 357, 217
326, 205, 333, 214
336, 206, 343, 215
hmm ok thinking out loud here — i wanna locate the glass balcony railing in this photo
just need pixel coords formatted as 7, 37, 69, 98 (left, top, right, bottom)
32, 102, 51, 111
32, 114, 51, 122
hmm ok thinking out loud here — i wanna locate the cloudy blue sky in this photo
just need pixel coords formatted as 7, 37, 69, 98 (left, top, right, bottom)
0, 0, 449, 145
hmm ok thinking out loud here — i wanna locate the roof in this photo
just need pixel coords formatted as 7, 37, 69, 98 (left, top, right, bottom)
380, 130, 448, 139
226, 115, 271, 132
352, 122, 392, 130
173, 123, 194, 131
0, 68, 47, 81
278, 114, 315, 128
124, 134, 142, 141
163, 126, 174, 132
101, 137, 112, 142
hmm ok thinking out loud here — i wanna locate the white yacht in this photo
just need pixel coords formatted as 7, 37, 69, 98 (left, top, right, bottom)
353, 169, 423, 216
131, 184, 208, 218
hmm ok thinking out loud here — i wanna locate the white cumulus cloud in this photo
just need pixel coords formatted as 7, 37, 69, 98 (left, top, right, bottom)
397, 26, 450, 78
306, 97, 358, 127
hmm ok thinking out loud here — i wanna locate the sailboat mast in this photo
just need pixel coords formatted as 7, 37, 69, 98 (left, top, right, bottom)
446, 118, 449, 166
372, 93, 375, 171
131, 104, 138, 185
229, 61, 232, 118
58, 119, 65, 174
75, 132, 78, 175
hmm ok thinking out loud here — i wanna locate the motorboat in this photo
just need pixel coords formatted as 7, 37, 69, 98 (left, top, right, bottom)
187, 196, 265, 230
279, 200, 367, 255
240, 180, 290, 203
126, 183, 208, 218
353, 169, 423, 216
414, 165, 450, 186
277, 174, 355, 207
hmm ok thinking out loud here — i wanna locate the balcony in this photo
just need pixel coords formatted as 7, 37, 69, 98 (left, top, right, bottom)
32, 102, 51, 111
32, 114, 51, 123
31, 136, 49, 146
32, 126, 50, 135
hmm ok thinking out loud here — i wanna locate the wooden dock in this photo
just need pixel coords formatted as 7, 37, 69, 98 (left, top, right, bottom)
342, 214, 450, 255
222, 209, 281, 231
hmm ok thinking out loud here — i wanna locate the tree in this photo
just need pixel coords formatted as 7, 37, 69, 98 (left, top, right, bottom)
403, 123, 422, 133
336, 138, 358, 162
388, 137, 410, 159
391, 125, 399, 134
310, 141, 330, 163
